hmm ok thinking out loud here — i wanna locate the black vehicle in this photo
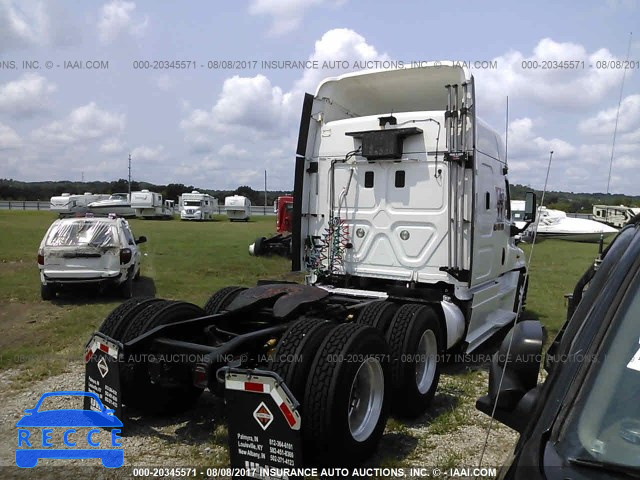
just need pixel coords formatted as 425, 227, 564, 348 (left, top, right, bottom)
477, 217, 640, 478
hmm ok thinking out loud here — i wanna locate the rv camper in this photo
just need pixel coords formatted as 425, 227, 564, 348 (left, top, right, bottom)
179, 191, 217, 221
593, 204, 640, 228
49, 192, 109, 217
224, 195, 251, 222
130, 190, 174, 219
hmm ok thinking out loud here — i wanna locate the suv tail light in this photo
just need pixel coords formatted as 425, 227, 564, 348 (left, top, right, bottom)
120, 248, 132, 264
37, 250, 44, 265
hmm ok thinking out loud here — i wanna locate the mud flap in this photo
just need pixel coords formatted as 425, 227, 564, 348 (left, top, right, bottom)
84, 332, 123, 420
223, 368, 303, 479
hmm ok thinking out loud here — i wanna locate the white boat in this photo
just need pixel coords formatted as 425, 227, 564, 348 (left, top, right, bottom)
525, 207, 618, 243
87, 193, 136, 218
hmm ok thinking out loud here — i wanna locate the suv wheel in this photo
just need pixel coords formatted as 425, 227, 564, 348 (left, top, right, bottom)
120, 271, 134, 299
41, 283, 56, 301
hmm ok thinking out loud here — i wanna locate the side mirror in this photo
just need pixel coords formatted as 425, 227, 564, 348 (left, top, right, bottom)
136, 236, 147, 244
523, 192, 537, 223
476, 320, 544, 432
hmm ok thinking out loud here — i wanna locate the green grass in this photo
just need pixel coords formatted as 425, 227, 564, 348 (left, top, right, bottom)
0, 210, 604, 374
522, 240, 604, 334
0, 211, 296, 372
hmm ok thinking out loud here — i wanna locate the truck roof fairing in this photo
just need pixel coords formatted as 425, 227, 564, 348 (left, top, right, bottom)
314, 62, 471, 122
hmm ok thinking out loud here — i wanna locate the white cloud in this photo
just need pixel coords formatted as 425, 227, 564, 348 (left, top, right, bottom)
154, 74, 173, 91
293, 28, 388, 95
131, 144, 165, 162
180, 74, 294, 150
578, 94, 640, 137
0, 0, 47, 50
508, 117, 576, 159
98, 0, 148, 44
0, 73, 56, 117
181, 28, 385, 154
474, 38, 629, 111
0, 0, 79, 52
31, 102, 125, 146
0, 123, 22, 149
218, 144, 248, 158
249, 0, 345, 36
99, 137, 125, 154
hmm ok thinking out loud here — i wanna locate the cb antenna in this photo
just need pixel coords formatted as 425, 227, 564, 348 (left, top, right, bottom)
505, 96, 509, 167
606, 32, 633, 194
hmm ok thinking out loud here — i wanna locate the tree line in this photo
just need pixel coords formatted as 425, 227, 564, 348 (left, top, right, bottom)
510, 184, 639, 213
0, 179, 291, 207
1, 178, 638, 213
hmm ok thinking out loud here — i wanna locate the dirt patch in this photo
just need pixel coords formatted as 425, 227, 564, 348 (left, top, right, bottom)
0, 303, 63, 352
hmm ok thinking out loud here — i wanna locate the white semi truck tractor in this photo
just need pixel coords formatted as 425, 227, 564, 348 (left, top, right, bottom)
85, 63, 536, 470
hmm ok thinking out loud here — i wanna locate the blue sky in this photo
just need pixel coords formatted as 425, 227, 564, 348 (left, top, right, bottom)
1, 0, 639, 194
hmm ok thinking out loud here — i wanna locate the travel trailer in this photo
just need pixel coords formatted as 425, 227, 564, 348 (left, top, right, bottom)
85, 63, 537, 467
179, 191, 217, 221
593, 204, 640, 228
224, 195, 251, 221
130, 190, 174, 219
49, 192, 109, 217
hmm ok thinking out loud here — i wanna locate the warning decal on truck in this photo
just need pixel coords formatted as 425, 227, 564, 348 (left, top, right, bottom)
253, 402, 274, 430
224, 368, 303, 479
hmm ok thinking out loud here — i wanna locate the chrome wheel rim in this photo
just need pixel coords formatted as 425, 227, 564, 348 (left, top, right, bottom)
416, 330, 437, 394
348, 357, 384, 442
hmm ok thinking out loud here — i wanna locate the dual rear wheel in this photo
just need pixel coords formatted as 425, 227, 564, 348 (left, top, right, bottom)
269, 300, 443, 464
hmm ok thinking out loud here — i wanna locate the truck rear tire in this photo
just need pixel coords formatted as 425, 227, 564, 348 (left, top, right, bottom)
98, 297, 163, 340
121, 301, 207, 414
203, 286, 247, 315
270, 318, 335, 405
386, 304, 441, 418
303, 323, 390, 465
357, 300, 398, 332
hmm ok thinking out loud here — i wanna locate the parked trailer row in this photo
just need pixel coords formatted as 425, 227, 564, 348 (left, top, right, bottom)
85, 63, 536, 470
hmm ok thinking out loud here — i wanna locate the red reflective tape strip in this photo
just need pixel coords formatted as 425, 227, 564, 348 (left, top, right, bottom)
244, 382, 264, 392
99, 343, 109, 353
279, 402, 296, 427
84, 350, 94, 363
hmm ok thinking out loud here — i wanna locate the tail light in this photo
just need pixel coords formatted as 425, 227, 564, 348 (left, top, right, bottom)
37, 250, 44, 265
120, 248, 132, 264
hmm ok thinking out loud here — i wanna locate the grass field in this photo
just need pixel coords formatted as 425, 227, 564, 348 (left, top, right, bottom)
0, 210, 605, 377
0, 211, 298, 377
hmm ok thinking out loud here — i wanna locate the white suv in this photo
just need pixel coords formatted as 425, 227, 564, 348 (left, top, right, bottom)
37, 215, 146, 300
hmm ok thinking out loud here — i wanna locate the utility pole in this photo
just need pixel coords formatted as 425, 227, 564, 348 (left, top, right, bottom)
264, 170, 267, 215
128, 154, 132, 200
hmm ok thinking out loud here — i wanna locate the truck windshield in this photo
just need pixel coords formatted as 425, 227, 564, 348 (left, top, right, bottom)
46, 220, 118, 248
183, 201, 201, 206
557, 269, 640, 468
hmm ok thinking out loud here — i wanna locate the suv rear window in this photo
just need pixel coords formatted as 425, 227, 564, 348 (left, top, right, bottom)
46, 220, 118, 248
